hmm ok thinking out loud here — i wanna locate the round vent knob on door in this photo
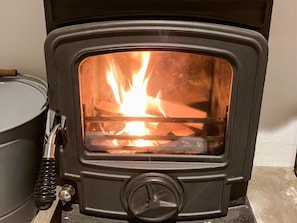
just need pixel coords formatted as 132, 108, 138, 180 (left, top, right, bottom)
122, 173, 184, 222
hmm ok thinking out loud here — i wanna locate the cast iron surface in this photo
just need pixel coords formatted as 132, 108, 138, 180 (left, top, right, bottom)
60, 204, 256, 223
45, 20, 268, 219
44, 0, 273, 39
44, 0, 273, 220
122, 173, 184, 222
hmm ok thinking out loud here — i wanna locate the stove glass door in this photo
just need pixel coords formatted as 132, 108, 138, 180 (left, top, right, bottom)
79, 51, 233, 155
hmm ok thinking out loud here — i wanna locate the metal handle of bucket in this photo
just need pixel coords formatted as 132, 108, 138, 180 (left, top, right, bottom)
0, 69, 18, 76
34, 124, 61, 210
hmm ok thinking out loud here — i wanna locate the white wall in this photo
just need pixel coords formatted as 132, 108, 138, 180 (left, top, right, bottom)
254, 0, 297, 166
1, 1, 296, 166
0, 1, 47, 79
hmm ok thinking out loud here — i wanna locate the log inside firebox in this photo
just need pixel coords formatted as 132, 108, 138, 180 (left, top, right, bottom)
94, 96, 206, 130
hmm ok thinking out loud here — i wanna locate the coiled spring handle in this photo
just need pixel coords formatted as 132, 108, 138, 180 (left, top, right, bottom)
34, 124, 61, 210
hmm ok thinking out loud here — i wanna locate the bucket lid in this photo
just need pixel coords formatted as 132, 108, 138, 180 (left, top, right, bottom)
0, 77, 47, 132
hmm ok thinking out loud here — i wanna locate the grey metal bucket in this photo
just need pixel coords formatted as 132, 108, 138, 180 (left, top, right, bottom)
0, 74, 47, 223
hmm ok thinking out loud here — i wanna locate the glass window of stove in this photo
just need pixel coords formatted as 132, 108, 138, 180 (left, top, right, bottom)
79, 51, 233, 155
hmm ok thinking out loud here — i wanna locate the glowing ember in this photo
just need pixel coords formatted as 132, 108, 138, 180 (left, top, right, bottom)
106, 52, 163, 147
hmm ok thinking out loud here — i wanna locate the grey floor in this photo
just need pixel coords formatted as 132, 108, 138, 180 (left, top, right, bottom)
247, 167, 297, 223
33, 167, 297, 223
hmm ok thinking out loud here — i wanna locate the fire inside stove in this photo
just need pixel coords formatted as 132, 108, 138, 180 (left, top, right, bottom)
79, 51, 232, 155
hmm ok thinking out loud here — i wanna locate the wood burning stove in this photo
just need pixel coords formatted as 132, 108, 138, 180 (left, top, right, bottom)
37, 0, 273, 222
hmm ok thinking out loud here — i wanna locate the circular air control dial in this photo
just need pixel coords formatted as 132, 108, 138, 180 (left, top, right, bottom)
122, 173, 184, 222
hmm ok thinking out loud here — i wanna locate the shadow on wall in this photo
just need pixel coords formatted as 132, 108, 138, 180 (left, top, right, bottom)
254, 0, 297, 167
259, 70, 297, 131
258, 0, 297, 131
259, 56, 297, 131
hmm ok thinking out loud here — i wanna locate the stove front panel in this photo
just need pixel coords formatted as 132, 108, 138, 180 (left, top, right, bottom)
45, 20, 268, 220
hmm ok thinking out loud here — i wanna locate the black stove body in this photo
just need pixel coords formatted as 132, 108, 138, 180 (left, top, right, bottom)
44, 1, 273, 222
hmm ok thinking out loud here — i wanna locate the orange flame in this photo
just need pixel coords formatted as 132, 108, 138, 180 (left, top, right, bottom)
106, 52, 162, 147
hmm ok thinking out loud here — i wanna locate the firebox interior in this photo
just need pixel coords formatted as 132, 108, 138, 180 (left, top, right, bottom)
79, 51, 232, 155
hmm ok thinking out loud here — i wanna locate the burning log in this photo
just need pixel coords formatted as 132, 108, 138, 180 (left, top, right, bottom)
154, 123, 196, 136
95, 101, 122, 116
146, 96, 206, 129
95, 96, 206, 130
